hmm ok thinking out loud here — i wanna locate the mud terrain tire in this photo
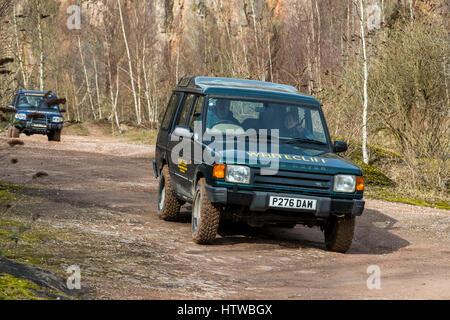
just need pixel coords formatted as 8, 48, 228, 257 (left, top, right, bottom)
191, 178, 221, 244
48, 129, 61, 142
157, 165, 182, 221
324, 215, 355, 253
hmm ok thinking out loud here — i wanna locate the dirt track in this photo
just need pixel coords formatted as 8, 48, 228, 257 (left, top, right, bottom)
1, 133, 449, 299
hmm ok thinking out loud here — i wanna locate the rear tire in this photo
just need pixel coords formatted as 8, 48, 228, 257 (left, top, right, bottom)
324, 215, 355, 253
12, 127, 20, 138
157, 165, 182, 221
191, 178, 221, 244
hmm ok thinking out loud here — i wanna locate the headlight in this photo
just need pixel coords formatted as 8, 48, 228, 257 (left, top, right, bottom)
15, 113, 26, 120
225, 165, 251, 184
52, 117, 63, 123
334, 175, 356, 193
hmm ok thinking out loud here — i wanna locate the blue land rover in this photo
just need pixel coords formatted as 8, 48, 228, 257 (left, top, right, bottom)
154, 76, 365, 252
6, 90, 66, 141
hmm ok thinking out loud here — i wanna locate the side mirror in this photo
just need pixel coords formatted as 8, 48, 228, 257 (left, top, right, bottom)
60, 108, 66, 113
172, 126, 192, 139
333, 140, 348, 153
7, 104, 15, 110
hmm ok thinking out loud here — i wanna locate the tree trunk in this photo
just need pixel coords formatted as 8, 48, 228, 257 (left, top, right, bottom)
37, 13, 44, 91
93, 54, 102, 119
117, 0, 141, 125
107, 55, 121, 134
314, 0, 322, 91
13, 5, 27, 88
77, 36, 97, 120
358, 0, 369, 164
250, 0, 262, 80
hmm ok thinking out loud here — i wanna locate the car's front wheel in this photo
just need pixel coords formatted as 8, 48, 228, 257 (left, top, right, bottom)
324, 215, 355, 253
48, 129, 61, 142
7, 126, 20, 138
192, 178, 221, 244
157, 165, 182, 221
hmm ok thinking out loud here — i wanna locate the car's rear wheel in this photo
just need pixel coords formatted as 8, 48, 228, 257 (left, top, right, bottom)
48, 129, 61, 142
324, 215, 355, 253
192, 178, 221, 244
157, 165, 182, 221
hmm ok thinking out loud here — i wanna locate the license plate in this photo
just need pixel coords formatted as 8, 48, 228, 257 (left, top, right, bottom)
269, 196, 317, 211
32, 123, 46, 128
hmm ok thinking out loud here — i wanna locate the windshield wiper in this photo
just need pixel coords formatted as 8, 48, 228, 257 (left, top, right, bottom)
285, 137, 327, 146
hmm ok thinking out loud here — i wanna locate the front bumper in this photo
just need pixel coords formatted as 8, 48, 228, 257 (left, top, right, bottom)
205, 185, 365, 217
18, 121, 63, 132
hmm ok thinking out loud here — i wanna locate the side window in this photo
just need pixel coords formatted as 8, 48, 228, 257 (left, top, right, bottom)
161, 93, 181, 130
311, 109, 326, 142
175, 94, 195, 127
188, 96, 204, 131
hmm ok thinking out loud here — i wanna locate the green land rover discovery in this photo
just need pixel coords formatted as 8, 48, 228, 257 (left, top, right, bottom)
154, 76, 365, 253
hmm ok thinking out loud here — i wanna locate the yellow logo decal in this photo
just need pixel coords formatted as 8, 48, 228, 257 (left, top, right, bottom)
177, 158, 188, 173
246, 152, 326, 164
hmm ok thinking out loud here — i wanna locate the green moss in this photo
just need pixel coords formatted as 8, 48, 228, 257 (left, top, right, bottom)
0, 189, 16, 203
0, 273, 41, 300
354, 160, 394, 186
367, 187, 449, 210
122, 130, 158, 145
0, 183, 24, 204
434, 201, 450, 210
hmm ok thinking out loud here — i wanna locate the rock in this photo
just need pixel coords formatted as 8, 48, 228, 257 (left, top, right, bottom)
0, 257, 73, 296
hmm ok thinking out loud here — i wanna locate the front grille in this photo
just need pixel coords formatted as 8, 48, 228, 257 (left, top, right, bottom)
253, 169, 333, 194
31, 117, 48, 124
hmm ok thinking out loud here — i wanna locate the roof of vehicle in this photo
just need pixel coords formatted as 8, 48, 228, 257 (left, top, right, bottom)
16, 89, 57, 97
176, 76, 322, 106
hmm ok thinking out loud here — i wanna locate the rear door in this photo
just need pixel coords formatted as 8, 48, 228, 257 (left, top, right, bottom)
168, 93, 196, 198
156, 92, 182, 172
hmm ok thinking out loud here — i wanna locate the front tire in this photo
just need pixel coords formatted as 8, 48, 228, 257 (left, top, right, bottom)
324, 215, 355, 253
191, 178, 221, 244
157, 165, 182, 221
7, 126, 20, 138
48, 129, 61, 142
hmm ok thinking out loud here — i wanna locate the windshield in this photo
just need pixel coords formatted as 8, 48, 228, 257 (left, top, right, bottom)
16, 95, 59, 111
205, 97, 329, 145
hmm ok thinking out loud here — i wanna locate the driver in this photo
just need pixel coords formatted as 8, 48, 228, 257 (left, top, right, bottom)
18, 96, 29, 106
207, 99, 239, 128
283, 112, 314, 139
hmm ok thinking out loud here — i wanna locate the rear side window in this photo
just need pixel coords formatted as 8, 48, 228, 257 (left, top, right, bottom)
161, 93, 181, 130
175, 94, 195, 127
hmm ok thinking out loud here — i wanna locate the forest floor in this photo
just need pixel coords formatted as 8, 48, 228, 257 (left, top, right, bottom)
0, 133, 449, 299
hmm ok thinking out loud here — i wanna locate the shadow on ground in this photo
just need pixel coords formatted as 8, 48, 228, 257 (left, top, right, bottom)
11, 185, 410, 256
180, 205, 410, 255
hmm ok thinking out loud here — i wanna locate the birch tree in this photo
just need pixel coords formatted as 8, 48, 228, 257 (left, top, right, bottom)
357, 0, 369, 164
117, 0, 141, 125
78, 36, 97, 120
12, 5, 27, 88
